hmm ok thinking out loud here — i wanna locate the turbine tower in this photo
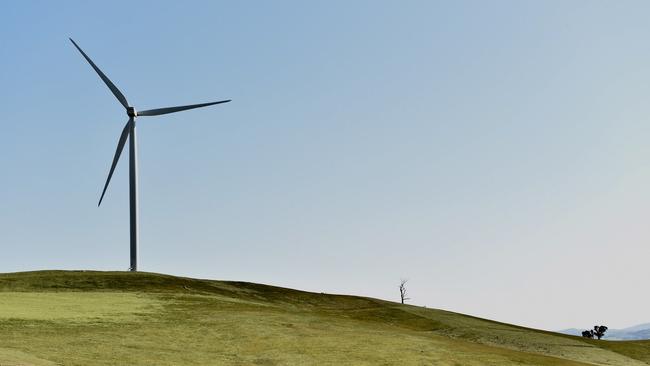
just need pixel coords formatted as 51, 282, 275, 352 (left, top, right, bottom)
70, 38, 230, 271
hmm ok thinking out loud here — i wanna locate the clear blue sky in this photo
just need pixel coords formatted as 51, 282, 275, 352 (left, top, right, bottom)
1, 1, 649, 331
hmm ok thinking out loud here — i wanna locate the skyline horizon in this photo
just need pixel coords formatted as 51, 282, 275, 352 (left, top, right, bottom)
3, 267, 647, 332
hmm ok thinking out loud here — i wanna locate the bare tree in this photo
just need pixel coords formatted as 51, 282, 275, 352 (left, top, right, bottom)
399, 279, 410, 304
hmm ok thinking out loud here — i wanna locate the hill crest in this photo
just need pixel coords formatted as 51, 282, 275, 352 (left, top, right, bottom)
0, 270, 648, 366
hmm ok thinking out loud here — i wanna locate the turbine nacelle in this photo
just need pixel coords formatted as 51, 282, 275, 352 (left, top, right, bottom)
127, 107, 137, 118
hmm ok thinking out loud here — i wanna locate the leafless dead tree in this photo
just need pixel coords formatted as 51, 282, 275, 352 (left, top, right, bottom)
399, 279, 410, 304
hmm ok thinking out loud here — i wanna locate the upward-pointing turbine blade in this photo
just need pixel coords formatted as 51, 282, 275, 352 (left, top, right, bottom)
69, 38, 130, 109
137, 100, 231, 117
98, 120, 131, 207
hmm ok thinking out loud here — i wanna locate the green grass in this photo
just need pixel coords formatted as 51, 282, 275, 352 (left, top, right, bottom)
0, 271, 647, 365
0, 292, 162, 321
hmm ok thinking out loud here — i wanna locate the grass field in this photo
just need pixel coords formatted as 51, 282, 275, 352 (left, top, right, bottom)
0, 271, 647, 365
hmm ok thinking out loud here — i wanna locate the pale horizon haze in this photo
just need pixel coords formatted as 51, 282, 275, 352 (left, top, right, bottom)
1, 1, 649, 332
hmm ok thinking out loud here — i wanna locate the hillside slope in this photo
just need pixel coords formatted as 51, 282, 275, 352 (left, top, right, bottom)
0, 271, 647, 366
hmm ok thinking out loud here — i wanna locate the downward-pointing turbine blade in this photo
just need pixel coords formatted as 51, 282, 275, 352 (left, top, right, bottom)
69, 38, 130, 109
98, 120, 131, 206
137, 100, 231, 117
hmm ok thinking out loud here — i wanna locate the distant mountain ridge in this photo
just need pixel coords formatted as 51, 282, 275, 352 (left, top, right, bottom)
559, 323, 650, 340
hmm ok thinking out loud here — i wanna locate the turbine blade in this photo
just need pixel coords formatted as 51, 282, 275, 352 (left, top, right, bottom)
69, 38, 130, 109
137, 100, 231, 117
98, 120, 131, 206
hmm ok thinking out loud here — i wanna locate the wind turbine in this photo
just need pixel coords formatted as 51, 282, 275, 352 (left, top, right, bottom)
70, 38, 230, 272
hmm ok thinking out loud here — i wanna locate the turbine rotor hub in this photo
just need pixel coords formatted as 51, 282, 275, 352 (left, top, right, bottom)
127, 107, 137, 118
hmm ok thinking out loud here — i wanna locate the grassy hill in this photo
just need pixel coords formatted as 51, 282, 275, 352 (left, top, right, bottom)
0, 271, 648, 365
